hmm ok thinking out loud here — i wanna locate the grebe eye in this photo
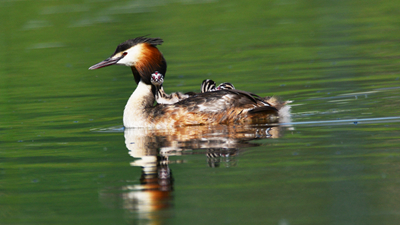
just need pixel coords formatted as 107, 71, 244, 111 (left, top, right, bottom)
122, 52, 128, 56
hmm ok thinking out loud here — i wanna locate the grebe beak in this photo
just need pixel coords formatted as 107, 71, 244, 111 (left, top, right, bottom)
88, 53, 126, 70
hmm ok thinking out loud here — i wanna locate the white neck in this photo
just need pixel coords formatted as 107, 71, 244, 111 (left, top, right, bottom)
123, 80, 155, 127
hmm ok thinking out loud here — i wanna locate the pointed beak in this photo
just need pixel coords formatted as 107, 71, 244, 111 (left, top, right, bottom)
88, 55, 125, 70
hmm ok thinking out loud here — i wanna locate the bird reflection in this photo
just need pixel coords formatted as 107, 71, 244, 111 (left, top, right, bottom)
125, 125, 284, 159
121, 155, 173, 223
100, 124, 291, 224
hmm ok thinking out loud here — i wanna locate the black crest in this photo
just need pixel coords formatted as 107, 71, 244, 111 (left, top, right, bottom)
113, 37, 164, 55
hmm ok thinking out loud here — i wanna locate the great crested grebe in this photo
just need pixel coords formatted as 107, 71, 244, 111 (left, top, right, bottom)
151, 72, 235, 104
89, 36, 290, 128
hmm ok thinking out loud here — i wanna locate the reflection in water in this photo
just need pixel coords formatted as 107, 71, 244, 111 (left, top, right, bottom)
122, 155, 173, 223
119, 124, 290, 223
99, 124, 291, 224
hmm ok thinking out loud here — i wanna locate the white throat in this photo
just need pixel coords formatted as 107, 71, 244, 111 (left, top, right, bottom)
123, 80, 155, 128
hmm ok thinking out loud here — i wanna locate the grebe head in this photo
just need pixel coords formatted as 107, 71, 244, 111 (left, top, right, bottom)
201, 79, 235, 93
216, 82, 235, 90
201, 79, 216, 93
89, 37, 167, 85
151, 71, 164, 87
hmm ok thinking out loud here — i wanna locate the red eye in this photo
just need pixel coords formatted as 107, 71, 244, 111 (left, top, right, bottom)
122, 52, 128, 56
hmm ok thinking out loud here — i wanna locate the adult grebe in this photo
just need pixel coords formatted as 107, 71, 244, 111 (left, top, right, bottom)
89, 36, 288, 128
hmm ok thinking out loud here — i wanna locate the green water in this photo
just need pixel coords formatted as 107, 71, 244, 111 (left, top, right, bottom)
1, 0, 400, 224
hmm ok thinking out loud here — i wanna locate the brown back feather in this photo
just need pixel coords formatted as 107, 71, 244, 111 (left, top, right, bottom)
148, 90, 279, 126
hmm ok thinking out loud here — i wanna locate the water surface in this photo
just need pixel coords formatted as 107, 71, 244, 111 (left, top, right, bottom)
1, 0, 400, 224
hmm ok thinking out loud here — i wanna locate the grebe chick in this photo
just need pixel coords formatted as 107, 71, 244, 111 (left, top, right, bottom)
89, 36, 285, 128
201, 79, 235, 93
152, 74, 235, 104
151, 71, 191, 104
216, 82, 235, 90
201, 80, 291, 121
